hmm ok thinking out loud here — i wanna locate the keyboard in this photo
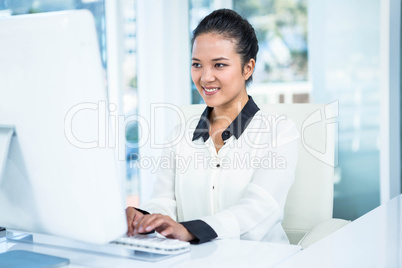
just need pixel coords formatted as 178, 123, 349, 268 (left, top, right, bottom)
110, 234, 190, 255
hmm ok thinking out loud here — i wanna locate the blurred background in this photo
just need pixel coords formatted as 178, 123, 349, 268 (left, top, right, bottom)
1, 0, 399, 221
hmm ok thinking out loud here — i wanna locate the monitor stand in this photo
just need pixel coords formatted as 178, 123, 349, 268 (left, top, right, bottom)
0, 126, 31, 242
0, 125, 15, 185
0, 126, 14, 235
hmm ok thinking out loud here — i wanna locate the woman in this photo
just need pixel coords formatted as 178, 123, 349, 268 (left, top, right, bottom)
126, 9, 299, 244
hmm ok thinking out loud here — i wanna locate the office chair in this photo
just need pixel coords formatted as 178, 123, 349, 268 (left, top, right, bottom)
259, 103, 349, 248
176, 102, 349, 248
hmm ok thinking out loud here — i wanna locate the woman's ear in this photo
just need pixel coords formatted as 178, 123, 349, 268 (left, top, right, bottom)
243, 59, 256, 81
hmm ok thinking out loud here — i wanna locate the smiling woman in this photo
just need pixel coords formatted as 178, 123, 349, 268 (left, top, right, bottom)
190, 10, 257, 151
126, 9, 299, 245
191, 33, 253, 108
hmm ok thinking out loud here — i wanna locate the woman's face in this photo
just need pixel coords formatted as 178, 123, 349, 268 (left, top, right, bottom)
191, 33, 254, 109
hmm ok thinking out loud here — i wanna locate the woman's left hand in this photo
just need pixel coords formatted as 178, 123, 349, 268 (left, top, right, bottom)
133, 213, 195, 242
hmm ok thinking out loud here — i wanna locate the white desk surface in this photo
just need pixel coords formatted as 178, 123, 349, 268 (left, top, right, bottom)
276, 194, 402, 268
2, 195, 400, 268
0, 235, 300, 268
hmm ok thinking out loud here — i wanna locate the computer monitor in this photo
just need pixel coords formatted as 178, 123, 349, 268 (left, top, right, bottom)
0, 10, 127, 244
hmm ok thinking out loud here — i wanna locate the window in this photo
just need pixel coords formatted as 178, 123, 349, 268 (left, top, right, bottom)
120, 0, 139, 207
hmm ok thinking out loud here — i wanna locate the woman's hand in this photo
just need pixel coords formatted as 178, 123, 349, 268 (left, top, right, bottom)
126, 207, 144, 236
134, 214, 196, 242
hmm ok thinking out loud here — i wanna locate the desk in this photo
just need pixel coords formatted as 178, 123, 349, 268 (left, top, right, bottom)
276, 194, 402, 268
3, 197, 400, 268
0, 235, 300, 267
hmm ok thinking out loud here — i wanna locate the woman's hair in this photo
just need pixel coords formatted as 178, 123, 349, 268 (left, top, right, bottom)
191, 9, 259, 86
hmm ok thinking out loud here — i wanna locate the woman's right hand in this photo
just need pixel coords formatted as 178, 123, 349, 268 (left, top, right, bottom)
125, 207, 144, 236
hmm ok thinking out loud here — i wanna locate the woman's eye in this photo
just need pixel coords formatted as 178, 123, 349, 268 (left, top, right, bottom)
215, 63, 226, 68
192, 63, 201, 68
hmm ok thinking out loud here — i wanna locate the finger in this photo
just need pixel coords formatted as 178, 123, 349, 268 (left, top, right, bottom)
131, 213, 143, 236
125, 207, 135, 235
127, 209, 144, 236
137, 214, 168, 234
139, 214, 164, 233
135, 214, 157, 234
133, 212, 143, 225
143, 216, 170, 232
156, 225, 174, 237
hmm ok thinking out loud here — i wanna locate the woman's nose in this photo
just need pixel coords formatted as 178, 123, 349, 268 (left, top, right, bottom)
201, 68, 215, 83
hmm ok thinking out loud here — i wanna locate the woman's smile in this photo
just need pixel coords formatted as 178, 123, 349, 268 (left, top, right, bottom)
202, 86, 220, 95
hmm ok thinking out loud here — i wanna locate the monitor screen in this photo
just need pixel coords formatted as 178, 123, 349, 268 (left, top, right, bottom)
0, 10, 126, 244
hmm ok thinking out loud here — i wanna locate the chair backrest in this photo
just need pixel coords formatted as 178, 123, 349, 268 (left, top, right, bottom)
177, 103, 335, 244
259, 104, 335, 244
